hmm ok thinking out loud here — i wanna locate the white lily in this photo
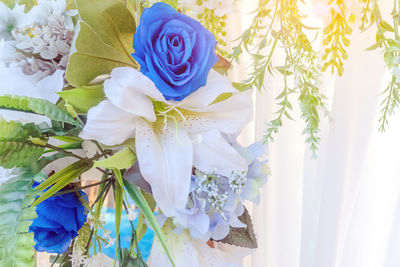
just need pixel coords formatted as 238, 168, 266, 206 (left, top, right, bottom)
0, 64, 64, 124
148, 222, 254, 267
80, 67, 253, 217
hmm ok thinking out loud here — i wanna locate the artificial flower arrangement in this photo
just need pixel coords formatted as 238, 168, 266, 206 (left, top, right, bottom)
0, 0, 269, 266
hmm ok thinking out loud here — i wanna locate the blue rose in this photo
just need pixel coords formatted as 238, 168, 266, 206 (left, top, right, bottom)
132, 3, 218, 101
29, 183, 88, 254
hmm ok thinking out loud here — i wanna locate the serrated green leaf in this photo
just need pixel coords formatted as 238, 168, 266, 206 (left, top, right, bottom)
0, 171, 36, 267
217, 208, 257, 249
0, 142, 44, 169
66, 0, 137, 87
0, 95, 79, 126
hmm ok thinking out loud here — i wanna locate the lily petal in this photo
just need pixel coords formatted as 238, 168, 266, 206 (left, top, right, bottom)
194, 240, 255, 267
183, 89, 253, 135
192, 131, 247, 177
104, 75, 157, 122
79, 100, 136, 146
148, 223, 254, 267
148, 226, 199, 267
177, 70, 237, 109
104, 67, 165, 122
135, 118, 193, 216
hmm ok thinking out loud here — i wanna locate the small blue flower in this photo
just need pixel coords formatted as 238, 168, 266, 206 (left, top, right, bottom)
132, 3, 218, 101
29, 182, 88, 254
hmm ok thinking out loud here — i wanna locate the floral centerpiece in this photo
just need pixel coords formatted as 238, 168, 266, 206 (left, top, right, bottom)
0, 0, 268, 266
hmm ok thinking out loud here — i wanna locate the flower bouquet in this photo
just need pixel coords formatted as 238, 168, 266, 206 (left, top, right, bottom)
0, 0, 268, 266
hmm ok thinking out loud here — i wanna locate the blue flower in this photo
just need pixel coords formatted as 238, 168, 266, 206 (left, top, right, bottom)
132, 3, 218, 101
29, 182, 88, 254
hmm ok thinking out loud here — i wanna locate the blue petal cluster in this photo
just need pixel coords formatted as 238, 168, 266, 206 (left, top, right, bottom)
172, 142, 268, 241
29, 182, 88, 254
132, 3, 218, 101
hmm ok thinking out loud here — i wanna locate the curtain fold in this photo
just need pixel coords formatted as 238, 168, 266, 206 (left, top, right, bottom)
229, 1, 400, 267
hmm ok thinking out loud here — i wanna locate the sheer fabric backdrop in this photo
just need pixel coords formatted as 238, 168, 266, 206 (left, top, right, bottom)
228, 1, 400, 267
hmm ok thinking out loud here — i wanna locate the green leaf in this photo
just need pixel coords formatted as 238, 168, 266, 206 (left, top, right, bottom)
34, 152, 70, 174
114, 182, 123, 262
51, 136, 83, 143
33, 160, 93, 206
0, 142, 44, 169
93, 147, 136, 170
0, 121, 45, 169
66, 0, 137, 87
0, 95, 79, 126
123, 180, 175, 267
213, 55, 231, 75
58, 85, 105, 113
0, 121, 42, 141
379, 20, 394, 32
217, 208, 258, 249
121, 248, 148, 267
0, 171, 37, 267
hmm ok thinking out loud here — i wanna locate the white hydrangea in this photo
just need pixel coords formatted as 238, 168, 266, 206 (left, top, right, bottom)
13, 11, 74, 78
30, 0, 78, 29
0, 2, 34, 40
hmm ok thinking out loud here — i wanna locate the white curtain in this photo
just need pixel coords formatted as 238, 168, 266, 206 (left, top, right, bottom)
229, 1, 400, 267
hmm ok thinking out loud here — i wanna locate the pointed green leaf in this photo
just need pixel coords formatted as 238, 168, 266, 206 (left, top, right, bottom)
32, 161, 92, 206
0, 95, 79, 126
94, 147, 136, 170
114, 182, 123, 260
123, 180, 175, 267
58, 85, 105, 113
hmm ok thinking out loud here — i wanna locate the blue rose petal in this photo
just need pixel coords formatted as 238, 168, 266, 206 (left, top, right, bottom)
29, 184, 88, 254
132, 2, 218, 101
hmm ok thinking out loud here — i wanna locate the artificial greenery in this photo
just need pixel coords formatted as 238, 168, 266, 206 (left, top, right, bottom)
0, 171, 37, 267
230, 0, 327, 155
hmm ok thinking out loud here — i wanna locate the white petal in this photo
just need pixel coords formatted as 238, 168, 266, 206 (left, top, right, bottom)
192, 131, 247, 177
183, 90, 253, 135
178, 70, 237, 109
108, 68, 164, 101
135, 118, 193, 216
194, 240, 255, 267
0, 66, 63, 102
148, 226, 199, 267
34, 69, 64, 103
104, 75, 157, 122
148, 224, 254, 267
79, 100, 136, 146
104, 68, 165, 121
